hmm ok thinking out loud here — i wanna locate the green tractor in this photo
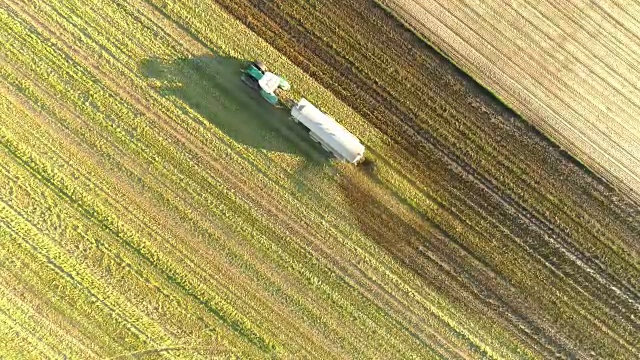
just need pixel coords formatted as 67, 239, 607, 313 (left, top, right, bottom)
241, 60, 292, 107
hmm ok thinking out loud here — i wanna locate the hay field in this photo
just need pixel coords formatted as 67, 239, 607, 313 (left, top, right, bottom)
379, 0, 640, 201
1, 0, 639, 359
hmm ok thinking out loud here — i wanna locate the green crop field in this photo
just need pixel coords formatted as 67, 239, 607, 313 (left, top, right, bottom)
1, 0, 638, 359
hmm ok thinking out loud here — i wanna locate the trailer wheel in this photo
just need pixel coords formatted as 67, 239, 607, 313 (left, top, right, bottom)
358, 158, 376, 174
283, 98, 297, 110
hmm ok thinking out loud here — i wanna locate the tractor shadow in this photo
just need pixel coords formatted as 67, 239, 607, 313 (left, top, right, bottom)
140, 54, 331, 164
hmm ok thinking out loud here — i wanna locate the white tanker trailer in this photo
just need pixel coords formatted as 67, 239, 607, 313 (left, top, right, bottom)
290, 98, 365, 164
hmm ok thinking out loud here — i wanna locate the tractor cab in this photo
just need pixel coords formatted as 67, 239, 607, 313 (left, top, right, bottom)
241, 60, 291, 106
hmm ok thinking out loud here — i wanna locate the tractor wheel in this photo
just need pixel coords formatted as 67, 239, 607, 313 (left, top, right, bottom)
253, 60, 267, 73
241, 74, 260, 90
283, 98, 297, 110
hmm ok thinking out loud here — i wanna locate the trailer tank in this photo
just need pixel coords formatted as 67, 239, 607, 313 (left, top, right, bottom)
290, 98, 365, 164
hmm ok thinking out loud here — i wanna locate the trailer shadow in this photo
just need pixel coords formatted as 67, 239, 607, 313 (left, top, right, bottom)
140, 54, 330, 164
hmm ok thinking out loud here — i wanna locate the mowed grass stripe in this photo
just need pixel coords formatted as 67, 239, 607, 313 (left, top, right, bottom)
0, 108, 275, 358
3, 0, 464, 358
0, 134, 186, 350
0, 235, 79, 359
0, 230, 109, 358
0, 50, 284, 358
0, 84, 308, 358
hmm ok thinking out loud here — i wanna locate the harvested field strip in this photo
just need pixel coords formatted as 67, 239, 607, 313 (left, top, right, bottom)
379, 0, 640, 201
212, 0, 640, 358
